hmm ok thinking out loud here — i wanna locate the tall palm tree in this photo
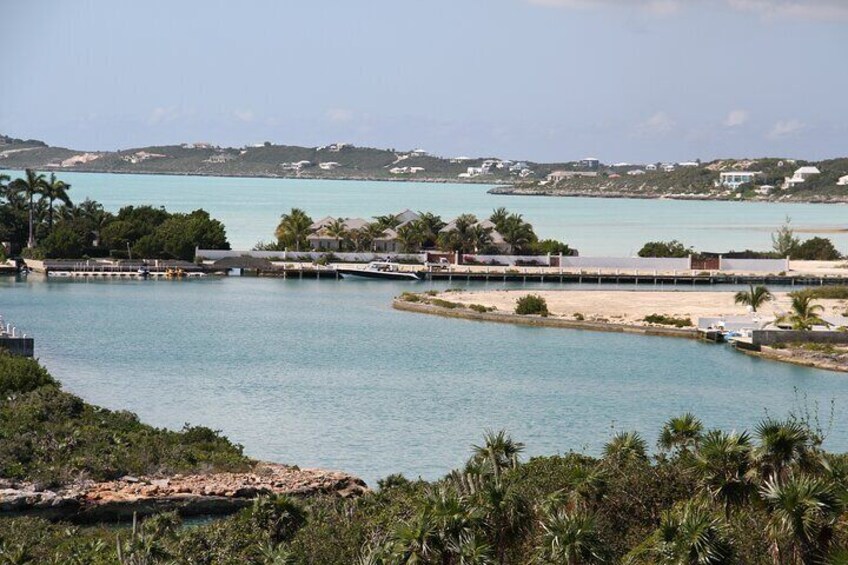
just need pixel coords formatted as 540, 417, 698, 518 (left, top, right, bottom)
42, 173, 72, 231
9, 169, 48, 248
469, 224, 493, 254
416, 212, 446, 248
603, 431, 648, 462
537, 509, 605, 564
396, 221, 425, 253
690, 430, 755, 517
274, 208, 313, 252
659, 413, 704, 454
498, 214, 537, 254
761, 474, 842, 564
489, 207, 510, 230
373, 214, 401, 231
777, 294, 827, 330
734, 284, 773, 313
629, 502, 733, 564
363, 223, 389, 252
324, 218, 348, 251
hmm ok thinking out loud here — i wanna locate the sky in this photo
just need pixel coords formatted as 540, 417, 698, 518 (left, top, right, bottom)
1, 0, 846, 163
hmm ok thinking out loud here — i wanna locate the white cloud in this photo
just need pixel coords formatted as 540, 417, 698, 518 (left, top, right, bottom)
326, 108, 354, 123
527, 0, 848, 20
723, 109, 749, 127
234, 109, 255, 122
767, 119, 806, 139
636, 111, 676, 135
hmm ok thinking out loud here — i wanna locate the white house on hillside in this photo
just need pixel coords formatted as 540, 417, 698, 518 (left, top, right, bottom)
784, 166, 821, 189
719, 171, 762, 189
837, 174, 848, 186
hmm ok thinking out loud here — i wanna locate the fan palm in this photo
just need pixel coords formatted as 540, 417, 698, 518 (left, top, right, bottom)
9, 169, 48, 248
734, 284, 773, 313
690, 430, 755, 517
761, 474, 842, 564
603, 431, 648, 462
274, 208, 313, 252
777, 294, 826, 330
752, 418, 814, 482
630, 502, 733, 564
42, 173, 72, 231
659, 413, 704, 454
537, 509, 605, 564
471, 429, 525, 481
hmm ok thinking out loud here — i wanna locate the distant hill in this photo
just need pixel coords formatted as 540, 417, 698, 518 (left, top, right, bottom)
1, 134, 847, 202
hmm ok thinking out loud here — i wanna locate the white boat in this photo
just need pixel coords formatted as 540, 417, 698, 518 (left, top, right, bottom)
337, 261, 423, 281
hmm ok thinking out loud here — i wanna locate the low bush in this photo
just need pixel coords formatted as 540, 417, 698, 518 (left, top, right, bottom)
0, 353, 58, 397
793, 286, 848, 300
469, 304, 496, 313
515, 294, 549, 316
428, 298, 464, 309
573, 312, 585, 321
399, 292, 420, 303
643, 314, 693, 328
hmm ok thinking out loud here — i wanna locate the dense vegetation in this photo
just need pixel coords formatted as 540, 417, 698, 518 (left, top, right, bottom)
2, 399, 848, 563
0, 354, 250, 486
0, 169, 230, 260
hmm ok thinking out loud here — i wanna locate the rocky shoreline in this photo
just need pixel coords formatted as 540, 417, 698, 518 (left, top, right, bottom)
741, 345, 848, 373
0, 463, 368, 522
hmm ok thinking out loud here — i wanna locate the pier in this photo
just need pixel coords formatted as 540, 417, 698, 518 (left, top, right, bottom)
0, 315, 34, 357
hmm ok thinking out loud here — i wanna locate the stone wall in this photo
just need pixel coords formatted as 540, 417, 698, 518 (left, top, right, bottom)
752, 330, 848, 347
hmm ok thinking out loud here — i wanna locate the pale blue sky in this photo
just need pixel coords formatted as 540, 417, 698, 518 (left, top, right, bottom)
1, 0, 846, 162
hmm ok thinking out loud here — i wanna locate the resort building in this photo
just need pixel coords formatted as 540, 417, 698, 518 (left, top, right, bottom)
783, 166, 821, 189
579, 157, 600, 170
718, 171, 762, 189
306, 210, 421, 252
547, 170, 599, 182
645, 164, 658, 171
439, 218, 510, 253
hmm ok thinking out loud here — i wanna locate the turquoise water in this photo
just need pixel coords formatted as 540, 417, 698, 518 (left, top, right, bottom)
7, 170, 848, 255
2, 276, 846, 484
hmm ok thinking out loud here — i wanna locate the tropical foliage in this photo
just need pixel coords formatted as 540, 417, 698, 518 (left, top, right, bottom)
735, 285, 774, 313
777, 294, 827, 330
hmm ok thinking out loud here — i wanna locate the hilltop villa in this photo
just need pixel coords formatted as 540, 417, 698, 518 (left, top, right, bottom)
718, 171, 762, 189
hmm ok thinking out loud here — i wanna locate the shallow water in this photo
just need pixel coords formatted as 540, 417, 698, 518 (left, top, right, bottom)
6, 170, 847, 255
2, 276, 845, 485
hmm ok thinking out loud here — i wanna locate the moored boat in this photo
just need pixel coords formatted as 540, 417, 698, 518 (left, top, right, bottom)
337, 261, 423, 281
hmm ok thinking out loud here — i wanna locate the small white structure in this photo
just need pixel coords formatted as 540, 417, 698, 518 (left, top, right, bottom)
627, 169, 646, 176
679, 161, 700, 167
645, 164, 658, 171
410, 149, 429, 157
837, 174, 848, 186
784, 166, 821, 189
661, 164, 676, 173
579, 157, 600, 170
719, 171, 761, 189
319, 162, 341, 170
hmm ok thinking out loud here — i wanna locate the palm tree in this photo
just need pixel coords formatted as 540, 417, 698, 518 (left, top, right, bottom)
761, 474, 842, 564
630, 502, 733, 564
498, 214, 537, 255
659, 413, 704, 454
777, 294, 827, 330
274, 208, 314, 252
373, 214, 401, 231
471, 430, 525, 481
752, 418, 814, 483
396, 221, 425, 253
690, 430, 755, 517
416, 212, 446, 248
734, 284, 773, 313
469, 224, 493, 254
489, 207, 510, 230
537, 509, 605, 564
439, 214, 478, 254
9, 169, 48, 248
42, 173, 72, 231
324, 218, 348, 251
603, 431, 648, 462
363, 223, 388, 252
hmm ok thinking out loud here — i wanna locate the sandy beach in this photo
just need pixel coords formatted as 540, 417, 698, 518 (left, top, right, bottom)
440, 289, 847, 326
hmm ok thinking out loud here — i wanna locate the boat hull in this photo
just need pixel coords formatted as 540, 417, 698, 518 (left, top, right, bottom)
337, 268, 422, 281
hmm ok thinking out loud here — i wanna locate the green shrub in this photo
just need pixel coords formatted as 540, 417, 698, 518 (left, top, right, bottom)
399, 292, 420, 303
428, 298, 463, 309
469, 304, 496, 313
643, 314, 693, 328
0, 354, 58, 397
793, 286, 848, 300
515, 294, 549, 316
573, 312, 585, 321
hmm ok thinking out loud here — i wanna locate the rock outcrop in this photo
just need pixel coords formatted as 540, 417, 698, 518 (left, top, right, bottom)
0, 463, 368, 522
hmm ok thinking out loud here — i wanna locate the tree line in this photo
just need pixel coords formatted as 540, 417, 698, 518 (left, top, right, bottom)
0, 169, 229, 261
263, 207, 574, 256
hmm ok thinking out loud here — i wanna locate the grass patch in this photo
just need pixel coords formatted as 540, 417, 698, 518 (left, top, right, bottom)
469, 304, 497, 313
428, 298, 464, 309
399, 292, 421, 303
792, 286, 848, 300
643, 314, 693, 328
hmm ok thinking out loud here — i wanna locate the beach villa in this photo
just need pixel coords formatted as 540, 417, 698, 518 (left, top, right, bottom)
718, 171, 762, 189
306, 210, 422, 252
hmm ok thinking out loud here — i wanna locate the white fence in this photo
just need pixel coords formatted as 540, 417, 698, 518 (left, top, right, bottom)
721, 258, 789, 273
196, 249, 792, 273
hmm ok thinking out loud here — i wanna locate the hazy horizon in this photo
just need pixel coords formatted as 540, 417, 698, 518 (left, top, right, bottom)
2, 0, 846, 163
